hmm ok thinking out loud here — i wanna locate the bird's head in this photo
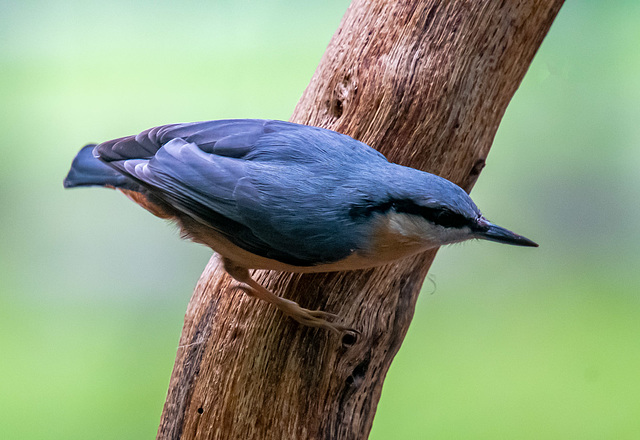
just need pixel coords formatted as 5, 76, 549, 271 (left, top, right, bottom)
352, 166, 538, 253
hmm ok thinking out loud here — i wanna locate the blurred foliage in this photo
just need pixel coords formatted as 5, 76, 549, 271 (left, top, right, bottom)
1, 1, 639, 439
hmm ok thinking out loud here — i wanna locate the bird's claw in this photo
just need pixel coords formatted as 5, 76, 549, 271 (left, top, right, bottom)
231, 282, 357, 337
287, 307, 356, 337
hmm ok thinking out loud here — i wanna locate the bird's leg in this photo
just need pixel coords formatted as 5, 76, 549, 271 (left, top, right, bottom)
223, 259, 355, 335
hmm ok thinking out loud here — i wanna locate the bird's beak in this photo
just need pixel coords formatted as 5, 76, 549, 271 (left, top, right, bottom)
476, 218, 538, 247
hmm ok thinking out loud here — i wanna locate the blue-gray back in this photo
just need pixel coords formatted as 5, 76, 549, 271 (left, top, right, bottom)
96, 119, 391, 266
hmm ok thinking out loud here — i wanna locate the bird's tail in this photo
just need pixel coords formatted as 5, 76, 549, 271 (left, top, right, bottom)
64, 144, 173, 219
63, 145, 135, 190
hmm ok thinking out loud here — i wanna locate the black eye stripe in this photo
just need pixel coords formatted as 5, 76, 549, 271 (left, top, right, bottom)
423, 208, 469, 229
349, 198, 472, 229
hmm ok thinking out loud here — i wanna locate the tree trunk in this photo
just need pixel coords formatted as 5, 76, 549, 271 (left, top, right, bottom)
157, 1, 563, 439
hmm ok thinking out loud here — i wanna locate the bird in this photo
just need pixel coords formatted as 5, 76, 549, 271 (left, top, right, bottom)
64, 119, 538, 335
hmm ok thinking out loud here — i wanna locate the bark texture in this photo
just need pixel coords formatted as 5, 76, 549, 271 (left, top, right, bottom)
158, 1, 563, 439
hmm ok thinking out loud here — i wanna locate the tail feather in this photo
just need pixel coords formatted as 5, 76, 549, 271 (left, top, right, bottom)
65, 144, 174, 219
63, 145, 137, 190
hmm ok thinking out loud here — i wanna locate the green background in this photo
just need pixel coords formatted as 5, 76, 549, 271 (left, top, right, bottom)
1, 1, 639, 438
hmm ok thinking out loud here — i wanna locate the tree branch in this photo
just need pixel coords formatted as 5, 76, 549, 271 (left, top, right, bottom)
157, 1, 563, 439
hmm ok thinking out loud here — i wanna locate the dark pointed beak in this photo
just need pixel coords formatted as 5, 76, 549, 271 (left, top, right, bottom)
476, 218, 538, 247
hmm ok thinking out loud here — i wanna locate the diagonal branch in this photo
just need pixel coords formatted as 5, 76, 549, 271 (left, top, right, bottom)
158, 1, 564, 439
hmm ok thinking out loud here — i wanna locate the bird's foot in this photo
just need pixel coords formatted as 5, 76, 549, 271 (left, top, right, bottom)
232, 284, 356, 336
279, 297, 357, 336
223, 259, 358, 337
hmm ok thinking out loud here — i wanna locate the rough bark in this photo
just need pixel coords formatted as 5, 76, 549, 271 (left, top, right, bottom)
158, 1, 563, 439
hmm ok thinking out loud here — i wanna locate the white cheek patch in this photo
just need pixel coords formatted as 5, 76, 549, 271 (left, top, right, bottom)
361, 211, 476, 264
386, 213, 472, 246
388, 213, 432, 238
437, 224, 473, 245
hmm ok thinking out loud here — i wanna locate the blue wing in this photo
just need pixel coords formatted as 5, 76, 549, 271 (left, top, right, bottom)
95, 119, 387, 266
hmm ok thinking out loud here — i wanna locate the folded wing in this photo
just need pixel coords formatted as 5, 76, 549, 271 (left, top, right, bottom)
94, 119, 378, 266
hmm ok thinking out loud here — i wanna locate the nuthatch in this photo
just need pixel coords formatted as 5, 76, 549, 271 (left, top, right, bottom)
64, 119, 537, 334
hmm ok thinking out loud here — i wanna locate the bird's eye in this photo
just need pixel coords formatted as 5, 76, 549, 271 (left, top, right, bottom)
410, 205, 469, 229
432, 210, 468, 229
